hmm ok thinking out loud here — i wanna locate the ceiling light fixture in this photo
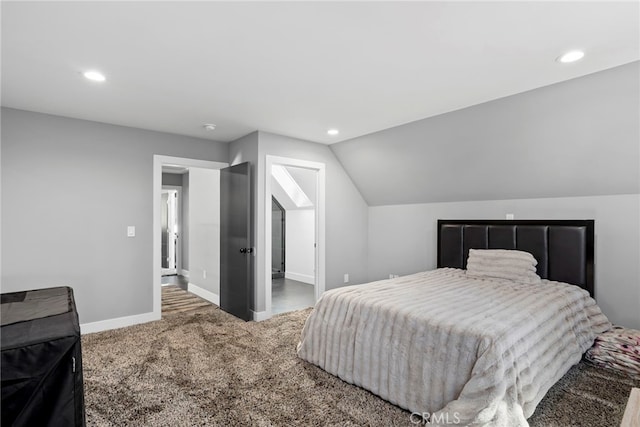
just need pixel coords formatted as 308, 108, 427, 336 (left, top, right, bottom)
83, 70, 106, 82
327, 129, 339, 136
556, 50, 585, 64
203, 124, 217, 131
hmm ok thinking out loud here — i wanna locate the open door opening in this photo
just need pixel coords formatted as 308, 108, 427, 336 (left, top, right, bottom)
271, 197, 285, 280
161, 188, 179, 276
153, 156, 229, 320
265, 156, 326, 318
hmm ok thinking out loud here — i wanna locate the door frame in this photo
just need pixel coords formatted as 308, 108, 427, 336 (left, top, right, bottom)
153, 155, 228, 320
161, 186, 182, 276
264, 155, 326, 318
271, 196, 286, 279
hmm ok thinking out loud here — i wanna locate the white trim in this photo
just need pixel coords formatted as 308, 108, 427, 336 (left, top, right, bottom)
265, 155, 326, 319
285, 272, 315, 285
153, 155, 228, 321
181, 269, 190, 278
187, 282, 220, 306
80, 312, 159, 335
252, 310, 270, 322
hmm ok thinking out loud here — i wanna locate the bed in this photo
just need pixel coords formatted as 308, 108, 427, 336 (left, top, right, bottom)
297, 220, 611, 426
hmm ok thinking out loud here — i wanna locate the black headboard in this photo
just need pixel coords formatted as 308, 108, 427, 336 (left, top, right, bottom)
437, 220, 595, 297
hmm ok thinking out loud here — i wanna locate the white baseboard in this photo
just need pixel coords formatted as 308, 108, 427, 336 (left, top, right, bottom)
188, 283, 220, 306
181, 269, 190, 278
285, 272, 315, 285
252, 310, 270, 322
81, 311, 159, 335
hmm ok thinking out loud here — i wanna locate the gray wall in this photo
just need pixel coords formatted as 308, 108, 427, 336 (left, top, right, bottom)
187, 168, 220, 294
368, 195, 640, 329
181, 172, 189, 271
331, 61, 639, 205
162, 172, 183, 187
1, 108, 228, 324
285, 209, 315, 285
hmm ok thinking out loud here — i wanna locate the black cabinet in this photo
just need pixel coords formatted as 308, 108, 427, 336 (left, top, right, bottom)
1, 286, 85, 427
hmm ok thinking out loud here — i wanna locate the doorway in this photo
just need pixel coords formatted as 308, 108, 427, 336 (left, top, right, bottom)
153, 156, 228, 320
161, 187, 181, 276
265, 156, 325, 318
271, 197, 285, 279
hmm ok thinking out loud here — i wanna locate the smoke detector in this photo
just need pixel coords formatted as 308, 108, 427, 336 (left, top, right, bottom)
203, 124, 217, 131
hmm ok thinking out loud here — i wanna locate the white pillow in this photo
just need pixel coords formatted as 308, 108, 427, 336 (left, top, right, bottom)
466, 249, 541, 284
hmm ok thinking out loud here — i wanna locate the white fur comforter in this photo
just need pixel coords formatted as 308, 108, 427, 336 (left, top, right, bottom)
297, 268, 610, 426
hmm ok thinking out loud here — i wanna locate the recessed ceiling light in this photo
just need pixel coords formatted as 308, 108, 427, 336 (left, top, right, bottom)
83, 70, 106, 82
203, 124, 216, 131
327, 129, 339, 136
556, 50, 585, 64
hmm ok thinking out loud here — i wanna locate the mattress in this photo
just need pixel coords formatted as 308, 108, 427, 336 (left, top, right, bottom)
297, 268, 610, 426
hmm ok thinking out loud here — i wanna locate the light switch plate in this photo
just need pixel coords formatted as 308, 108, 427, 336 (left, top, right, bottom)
127, 226, 136, 237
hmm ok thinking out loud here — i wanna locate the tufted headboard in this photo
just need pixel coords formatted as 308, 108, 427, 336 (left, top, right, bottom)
437, 220, 595, 297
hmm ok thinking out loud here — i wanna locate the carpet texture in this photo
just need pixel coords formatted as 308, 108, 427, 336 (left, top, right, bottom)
82, 306, 639, 426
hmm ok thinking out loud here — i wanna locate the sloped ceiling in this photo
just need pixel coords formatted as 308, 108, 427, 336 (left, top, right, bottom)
271, 166, 316, 211
330, 62, 640, 206
286, 167, 317, 204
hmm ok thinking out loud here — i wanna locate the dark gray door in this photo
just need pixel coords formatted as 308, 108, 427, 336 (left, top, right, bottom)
271, 197, 285, 279
220, 162, 252, 321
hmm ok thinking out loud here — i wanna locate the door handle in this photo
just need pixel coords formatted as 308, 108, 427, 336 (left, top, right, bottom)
239, 248, 254, 254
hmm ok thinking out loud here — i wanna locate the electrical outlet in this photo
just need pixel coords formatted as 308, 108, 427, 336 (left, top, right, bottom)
506, 213, 515, 220
344, 273, 349, 283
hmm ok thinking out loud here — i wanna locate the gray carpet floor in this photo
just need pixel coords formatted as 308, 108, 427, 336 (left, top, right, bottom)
82, 306, 639, 426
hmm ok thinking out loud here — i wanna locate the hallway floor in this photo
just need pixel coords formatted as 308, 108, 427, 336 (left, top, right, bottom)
161, 274, 188, 290
161, 275, 214, 316
161, 285, 213, 316
161, 275, 314, 317
272, 277, 315, 315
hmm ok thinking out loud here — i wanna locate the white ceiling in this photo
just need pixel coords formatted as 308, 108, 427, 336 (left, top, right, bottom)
2, 1, 638, 144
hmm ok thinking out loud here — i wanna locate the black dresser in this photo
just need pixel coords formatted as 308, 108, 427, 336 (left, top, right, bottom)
1, 286, 85, 427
